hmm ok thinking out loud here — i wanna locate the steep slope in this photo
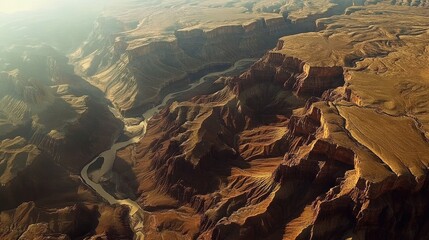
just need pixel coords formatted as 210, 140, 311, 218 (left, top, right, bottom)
72, 0, 381, 114
118, 31, 345, 239
0, 45, 131, 239
0, 45, 123, 170
2, 1, 429, 239
116, 3, 429, 239
0, 201, 134, 240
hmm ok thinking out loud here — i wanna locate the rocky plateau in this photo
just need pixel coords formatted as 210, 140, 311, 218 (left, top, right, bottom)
2, 0, 429, 240
71, 0, 384, 114
111, 2, 429, 240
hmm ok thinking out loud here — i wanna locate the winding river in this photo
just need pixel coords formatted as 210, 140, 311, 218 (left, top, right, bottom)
80, 58, 256, 240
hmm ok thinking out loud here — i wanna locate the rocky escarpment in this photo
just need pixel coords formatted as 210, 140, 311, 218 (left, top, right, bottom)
113, 4, 429, 239
72, 16, 291, 113
115, 41, 346, 239
2, 1, 428, 240
0, 45, 123, 171
0, 45, 131, 239
237, 51, 344, 98
0, 138, 134, 240
0, 201, 134, 240
390, 0, 429, 6
72, 0, 380, 114
138, 49, 344, 197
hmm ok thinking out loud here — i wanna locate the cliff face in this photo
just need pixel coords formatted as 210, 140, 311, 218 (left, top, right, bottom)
115, 3, 429, 239
73, 18, 289, 113
72, 0, 379, 114
0, 201, 134, 240
0, 46, 130, 238
390, 0, 428, 6
121, 42, 346, 239
0, 45, 123, 171
237, 51, 344, 97
2, 1, 428, 240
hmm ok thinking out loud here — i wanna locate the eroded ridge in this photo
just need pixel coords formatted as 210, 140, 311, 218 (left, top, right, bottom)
71, 0, 383, 113
115, 4, 429, 239
0, 45, 133, 239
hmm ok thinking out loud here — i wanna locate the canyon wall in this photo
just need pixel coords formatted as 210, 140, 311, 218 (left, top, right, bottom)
124, 44, 347, 239
72, 0, 381, 114
2, 1, 429, 239
114, 3, 429, 239
0, 45, 131, 238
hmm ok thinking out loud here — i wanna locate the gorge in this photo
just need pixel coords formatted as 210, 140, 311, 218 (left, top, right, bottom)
1, 0, 429, 240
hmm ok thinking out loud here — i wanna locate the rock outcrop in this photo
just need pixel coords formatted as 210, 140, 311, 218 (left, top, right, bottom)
3, 1, 429, 240
0, 201, 133, 240
0, 45, 130, 238
0, 45, 123, 171
118, 34, 347, 238
114, 3, 429, 239
390, 0, 428, 6
72, 0, 380, 114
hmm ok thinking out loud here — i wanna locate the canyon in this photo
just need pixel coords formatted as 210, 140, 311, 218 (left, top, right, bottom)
115, 2, 429, 240
71, 0, 384, 114
1, 0, 429, 240
0, 45, 133, 238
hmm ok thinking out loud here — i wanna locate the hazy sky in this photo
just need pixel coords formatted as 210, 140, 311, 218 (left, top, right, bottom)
0, 0, 109, 13
0, 0, 60, 13
0, 0, 110, 51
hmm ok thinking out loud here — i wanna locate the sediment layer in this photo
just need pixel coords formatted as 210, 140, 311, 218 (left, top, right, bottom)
117, 3, 429, 239
72, 0, 381, 113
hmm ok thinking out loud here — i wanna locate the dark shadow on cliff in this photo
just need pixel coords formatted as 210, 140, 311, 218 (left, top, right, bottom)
112, 156, 140, 200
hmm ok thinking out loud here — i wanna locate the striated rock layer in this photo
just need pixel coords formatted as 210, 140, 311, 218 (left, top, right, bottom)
0, 201, 134, 240
115, 3, 429, 239
0, 45, 123, 170
72, 0, 381, 114
124, 44, 347, 239
0, 45, 131, 239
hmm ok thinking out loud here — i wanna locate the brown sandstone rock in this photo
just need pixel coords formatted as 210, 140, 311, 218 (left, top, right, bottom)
115, 3, 429, 239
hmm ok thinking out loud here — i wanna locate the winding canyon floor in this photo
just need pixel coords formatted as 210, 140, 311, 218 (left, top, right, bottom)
1, 0, 429, 240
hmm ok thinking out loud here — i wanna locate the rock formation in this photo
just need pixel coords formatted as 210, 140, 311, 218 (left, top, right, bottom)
0, 45, 123, 170
2, 1, 429, 239
0, 201, 133, 240
71, 0, 382, 114
111, 2, 429, 239
0, 45, 131, 238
